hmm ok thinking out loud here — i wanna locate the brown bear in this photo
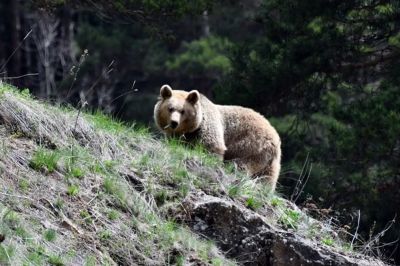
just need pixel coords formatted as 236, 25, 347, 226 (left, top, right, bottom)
154, 84, 281, 191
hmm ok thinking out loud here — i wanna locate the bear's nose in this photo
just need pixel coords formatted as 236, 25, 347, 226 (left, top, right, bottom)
170, 121, 178, 129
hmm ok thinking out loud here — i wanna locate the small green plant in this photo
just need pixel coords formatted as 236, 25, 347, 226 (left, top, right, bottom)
48, 254, 64, 266
107, 209, 119, 221
44, 229, 57, 242
103, 177, 125, 202
179, 183, 190, 197
138, 153, 151, 166
67, 184, 79, 196
224, 162, 236, 174
19, 178, 30, 192
169, 254, 185, 266
104, 160, 116, 170
154, 189, 168, 206
29, 149, 60, 173
15, 225, 29, 240
26, 250, 45, 265
279, 209, 301, 230
54, 198, 64, 210
322, 236, 334, 246
69, 167, 85, 178
84, 255, 97, 266
98, 230, 112, 241
175, 167, 189, 179
80, 210, 92, 224
211, 257, 224, 266
245, 197, 262, 210
228, 185, 240, 198
20, 88, 31, 98
270, 197, 283, 207
103, 178, 114, 194
4, 210, 20, 226
90, 161, 104, 174
342, 242, 353, 252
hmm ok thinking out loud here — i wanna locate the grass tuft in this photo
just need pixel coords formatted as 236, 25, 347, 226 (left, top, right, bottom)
48, 254, 64, 266
67, 184, 79, 196
44, 229, 57, 242
29, 148, 60, 173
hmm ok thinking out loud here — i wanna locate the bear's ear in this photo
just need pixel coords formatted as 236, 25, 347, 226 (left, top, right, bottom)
187, 90, 200, 104
160, 85, 172, 99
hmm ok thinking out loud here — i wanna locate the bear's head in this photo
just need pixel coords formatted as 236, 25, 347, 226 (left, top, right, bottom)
154, 85, 203, 136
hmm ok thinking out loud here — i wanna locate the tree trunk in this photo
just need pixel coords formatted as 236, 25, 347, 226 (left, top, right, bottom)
3, 0, 21, 82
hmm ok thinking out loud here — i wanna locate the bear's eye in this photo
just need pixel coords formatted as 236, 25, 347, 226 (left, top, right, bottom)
180, 110, 185, 115
168, 107, 174, 113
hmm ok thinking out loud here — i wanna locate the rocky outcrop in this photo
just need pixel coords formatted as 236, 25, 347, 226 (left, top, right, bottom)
179, 192, 386, 266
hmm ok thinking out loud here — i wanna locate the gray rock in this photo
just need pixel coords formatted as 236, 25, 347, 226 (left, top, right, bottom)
180, 192, 386, 266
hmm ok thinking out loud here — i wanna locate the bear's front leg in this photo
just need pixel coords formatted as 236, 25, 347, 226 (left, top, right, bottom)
199, 127, 226, 160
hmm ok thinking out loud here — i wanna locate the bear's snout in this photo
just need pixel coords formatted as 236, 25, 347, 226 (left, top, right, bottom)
170, 121, 178, 129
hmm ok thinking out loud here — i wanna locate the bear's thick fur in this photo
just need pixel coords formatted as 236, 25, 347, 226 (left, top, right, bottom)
154, 84, 281, 191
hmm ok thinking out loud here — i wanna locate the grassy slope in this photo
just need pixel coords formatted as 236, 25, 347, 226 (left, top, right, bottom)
0, 83, 380, 265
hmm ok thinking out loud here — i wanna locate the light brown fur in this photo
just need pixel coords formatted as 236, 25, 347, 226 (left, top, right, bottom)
154, 85, 281, 191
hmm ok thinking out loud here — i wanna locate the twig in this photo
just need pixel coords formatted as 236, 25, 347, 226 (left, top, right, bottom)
0, 29, 33, 72
0, 192, 54, 216
293, 163, 312, 203
361, 215, 397, 255
73, 101, 88, 132
1, 73, 39, 80
0, 191, 32, 200
41, 198, 83, 235
70, 100, 88, 165
66, 49, 89, 100
110, 80, 137, 104
290, 153, 310, 202
84, 63, 114, 98
351, 209, 361, 249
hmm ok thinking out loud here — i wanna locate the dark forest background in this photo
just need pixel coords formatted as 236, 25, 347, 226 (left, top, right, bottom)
1, 0, 400, 263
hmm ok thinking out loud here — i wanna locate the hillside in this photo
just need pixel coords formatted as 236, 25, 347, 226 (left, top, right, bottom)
0, 83, 386, 265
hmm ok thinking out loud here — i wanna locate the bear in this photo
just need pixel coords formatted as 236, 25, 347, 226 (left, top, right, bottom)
154, 84, 281, 191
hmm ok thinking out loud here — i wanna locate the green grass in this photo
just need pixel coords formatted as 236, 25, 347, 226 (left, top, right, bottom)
103, 178, 125, 199
44, 229, 57, 242
48, 254, 64, 266
19, 178, 30, 192
322, 236, 335, 246
15, 226, 29, 240
154, 189, 169, 206
279, 209, 302, 230
67, 184, 79, 196
85, 111, 127, 133
29, 148, 60, 173
0, 84, 31, 99
26, 250, 45, 265
98, 230, 112, 241
270, 197, 283, 207
0, 244, 15, 264
54, 198, 64, 210
84, 256, 97, 266
245, 197, 263, 210
80, 210, 92, 224
107, 210, 119, 221
70, 167, 85, 178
